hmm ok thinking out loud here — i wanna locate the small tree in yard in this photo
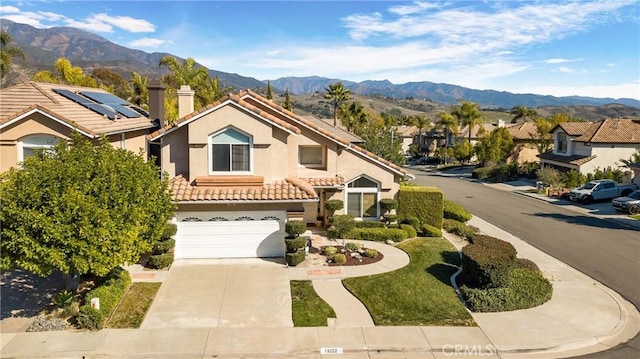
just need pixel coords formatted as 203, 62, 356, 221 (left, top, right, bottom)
0, 132, 176, 290
325, 199, 344, 219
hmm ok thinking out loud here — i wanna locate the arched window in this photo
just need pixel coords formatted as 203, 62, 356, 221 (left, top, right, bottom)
18, 134, 59, 162
345, 176, 379, 219
209, 128, 251, 174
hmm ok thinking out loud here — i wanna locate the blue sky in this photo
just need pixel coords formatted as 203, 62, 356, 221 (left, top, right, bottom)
1, 0, 639, 100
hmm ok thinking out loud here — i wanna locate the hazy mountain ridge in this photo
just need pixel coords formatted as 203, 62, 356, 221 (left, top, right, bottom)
2, 19, 639, 113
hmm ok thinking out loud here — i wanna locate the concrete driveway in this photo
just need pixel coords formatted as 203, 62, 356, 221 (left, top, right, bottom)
141, 258, 293, 329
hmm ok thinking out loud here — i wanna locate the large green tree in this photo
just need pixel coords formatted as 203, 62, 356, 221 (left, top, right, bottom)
411, 115, 432, 156
435, 111, 458, 163
474, 127, 514, 166
159, 56, 210, 110
324, 82, 351, 126
0, 30, 25, 78
0, 133, 175, 289
509, 105, 537, 123
128, 71, 149, 109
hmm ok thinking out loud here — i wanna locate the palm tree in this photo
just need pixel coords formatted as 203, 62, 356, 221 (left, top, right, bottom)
128, 72, 149, 109
32, 57, 97, 87
324, 82, 350, 126
436, 111, 458, 162
202, 76, 232, 104
510, 105, 537, 123
412, 115, 432, 156
0, 30, 25, 79
340, 101, 368, 132
159, 56, 210, 109
450, 100, 484, 162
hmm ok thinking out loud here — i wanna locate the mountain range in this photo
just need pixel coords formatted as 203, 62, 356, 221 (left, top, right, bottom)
2, 18, 639, 110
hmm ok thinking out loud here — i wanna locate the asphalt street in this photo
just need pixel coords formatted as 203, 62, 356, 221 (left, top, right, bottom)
410, 168, 640, 359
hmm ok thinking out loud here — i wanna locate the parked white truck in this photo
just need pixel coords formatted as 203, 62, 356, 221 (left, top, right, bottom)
568, 179, 638, 204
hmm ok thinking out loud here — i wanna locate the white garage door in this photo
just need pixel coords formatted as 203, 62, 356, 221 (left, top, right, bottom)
174, 211, 286, 259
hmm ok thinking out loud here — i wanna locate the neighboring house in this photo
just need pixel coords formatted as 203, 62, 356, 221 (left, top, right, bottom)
538, 119, 640, 175
148, 88, 413, 260
0, 82, 156, 172
395, 125, 417, 154
504, 121, 541, 164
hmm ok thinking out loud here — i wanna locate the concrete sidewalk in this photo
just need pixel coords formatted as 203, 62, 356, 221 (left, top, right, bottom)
1, 217, 638, 358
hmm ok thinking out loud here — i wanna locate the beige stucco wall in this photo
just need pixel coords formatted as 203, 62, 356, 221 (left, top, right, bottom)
185, 105, 289, 181
585, 144, 639, 174
161, 126, 189, 178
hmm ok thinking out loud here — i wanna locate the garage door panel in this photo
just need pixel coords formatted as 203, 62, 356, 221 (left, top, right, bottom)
175, 213, 286, 259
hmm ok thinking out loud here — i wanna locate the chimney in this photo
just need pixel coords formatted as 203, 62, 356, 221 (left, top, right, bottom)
177, 85, 195, 118
147, 79, 166, 126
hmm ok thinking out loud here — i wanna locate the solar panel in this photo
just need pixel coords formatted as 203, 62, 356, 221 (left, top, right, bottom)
79, 91, 130, 106
109, 103, 142, 118
54, 89, 117, 120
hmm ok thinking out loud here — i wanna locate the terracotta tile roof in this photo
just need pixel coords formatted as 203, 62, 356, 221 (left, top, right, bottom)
147, 93, 301, 140
169, 175, 318, 202
0, 82, 155, 135
538, 152, 597, 166
505, 122, 538, 141
458, 123, 497, 138
300, 176, 345, 187
302, 116, 363, 143
557, 122, 598, 137
574, 119, 640, 143
240, 90, 411, 179
396, 125, 418, 137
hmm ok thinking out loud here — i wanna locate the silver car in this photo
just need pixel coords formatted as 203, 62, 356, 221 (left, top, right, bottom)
612, 190, 640, 215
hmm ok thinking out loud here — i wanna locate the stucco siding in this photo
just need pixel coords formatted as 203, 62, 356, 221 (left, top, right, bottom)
161, 126, 189, 179
585, 144, 640, 174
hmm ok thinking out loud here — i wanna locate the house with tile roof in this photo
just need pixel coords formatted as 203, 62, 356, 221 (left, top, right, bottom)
538, 119, 640, 175
148, 86, 414, 259
0, 82, 156, 172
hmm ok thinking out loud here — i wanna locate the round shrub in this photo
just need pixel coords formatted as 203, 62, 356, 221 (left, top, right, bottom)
325, 199, 344, 216
383, 214, 398, 224
286, 250, 305, 266
400, 215, 421, 231
461, 239, 517, 289
324, 246, 337, 256
331, 253, 347, 265
331, 214, 356, 238
399, 224, 417, 238
472, 167, 491, 180
148, 253, 174, 269
285, 220, 306, 238
326, 227, 340, 240
285, 237, 306, 252
421, 224, 442, 237
460, 268, 552, 312
345, 242, 362, 251
379, 198, 398, 214
443, 199, 472, 222
161, 223, 178, 240
153, 238, 175, 254
364, 248, 378, 258
443, 219, 476, 240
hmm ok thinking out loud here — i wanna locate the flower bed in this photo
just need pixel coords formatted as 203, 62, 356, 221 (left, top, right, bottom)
321, 245, 384, 266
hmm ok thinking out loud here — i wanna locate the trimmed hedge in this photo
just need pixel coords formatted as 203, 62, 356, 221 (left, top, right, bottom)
286, 250, 305, 266
421, 224, 442, 237
347, 228, 408, 242
379, 198, 398, 214
354, 221, 386, 228
443, 199, 472, 222
161, 223, 178, 240
285, 220, 306, 238
472, 167, 491, 180
461, 236, 517, 289
153, 238, 175, 254
398, 186, 444, 229
77, 268, 131, 330
398, 224, 417, 238
148, 253, 174, 269
285, 237, 306, 252
443, 219, 476, 240
460, 268, 552, 312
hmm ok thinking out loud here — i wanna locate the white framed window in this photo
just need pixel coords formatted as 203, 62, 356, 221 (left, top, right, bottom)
209, 127, 252, 174
557, 132, 568, 153
18, 134, 59, 162
345, 176, 379, 219
299, 145, 325, 167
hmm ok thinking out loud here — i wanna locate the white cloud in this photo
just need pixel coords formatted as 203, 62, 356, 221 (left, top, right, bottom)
544, 58, 581, 64
129, 37, 165, 48
91, 14, 155, 33
387, 1, 445, 16
0, 6, 20, 13
558, 66, 576, 73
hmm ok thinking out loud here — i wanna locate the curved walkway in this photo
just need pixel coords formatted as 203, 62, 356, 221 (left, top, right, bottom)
288, 235, 410, 327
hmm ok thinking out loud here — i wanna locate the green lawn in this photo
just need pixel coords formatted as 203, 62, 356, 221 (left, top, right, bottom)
343, 238, 475, 326
106, 282, 161, 328
291, 280, 336, 327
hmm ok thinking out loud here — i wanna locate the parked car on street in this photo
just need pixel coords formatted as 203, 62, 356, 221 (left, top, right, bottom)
612, 190, 640, 215
568, 179, 638, 204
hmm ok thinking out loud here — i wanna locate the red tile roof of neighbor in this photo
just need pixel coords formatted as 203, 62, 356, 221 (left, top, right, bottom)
505, 122, 538, 141
556, 119, 640, 143
0, 82, 156, 135
169, 175, 318, 202
300, 176, 345, 187
538, 152, 597, 166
